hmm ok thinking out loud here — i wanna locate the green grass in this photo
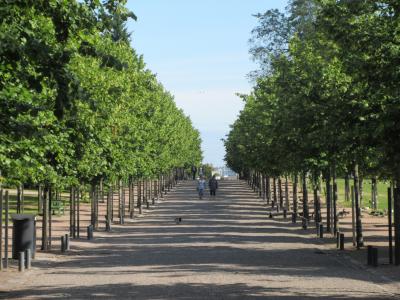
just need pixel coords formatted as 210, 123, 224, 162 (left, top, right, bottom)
334, 179, 390, 211
1, 192, 70, 220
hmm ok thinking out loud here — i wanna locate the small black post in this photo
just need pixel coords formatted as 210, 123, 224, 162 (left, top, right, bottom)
87, 225, 93, 240
65, 234, 70, 251
336, 232, 340, 248
340, 233, 345, 250
283, 209, 287, 219
302, 218, 307, 230
19, 251, 25, 272
372, 247, 378, 267
61, 235, 66, 252
291, 212, 296, 223
25, 249, 31, 269
319, 224, 324, 238
367, 245, 373, 265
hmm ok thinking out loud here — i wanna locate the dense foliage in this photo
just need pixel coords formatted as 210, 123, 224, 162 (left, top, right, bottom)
0, 0, 202, 187
225, 0, 400, 185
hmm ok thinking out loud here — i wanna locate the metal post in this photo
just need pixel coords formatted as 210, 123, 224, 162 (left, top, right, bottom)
336, 231, 340, 248
61, 235, 65, 252
65, 234, 70, 251
340, 233, 345, 250
372, 247, 378, 267
367, 245, 373, 265
319, 224, 324, 238
19, 251, 25, 272
25, 249, 31, 269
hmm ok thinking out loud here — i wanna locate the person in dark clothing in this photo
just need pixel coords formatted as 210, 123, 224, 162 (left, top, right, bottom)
191, 166, 197, 180
209, 175, 218, 197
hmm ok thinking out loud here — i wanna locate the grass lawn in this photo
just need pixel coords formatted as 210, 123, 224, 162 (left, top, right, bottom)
334, 179, 390, 211
1, 191, 70, 220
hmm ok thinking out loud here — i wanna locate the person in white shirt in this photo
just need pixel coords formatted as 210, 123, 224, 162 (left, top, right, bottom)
197, 176, 207, 199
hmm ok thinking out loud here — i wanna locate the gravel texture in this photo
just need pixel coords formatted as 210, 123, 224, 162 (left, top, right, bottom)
1, 180, 399, 300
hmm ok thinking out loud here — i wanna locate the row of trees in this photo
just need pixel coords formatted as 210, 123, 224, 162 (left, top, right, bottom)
0, 0, 202, 188
0, 0, 202, 249
225, 0, 400, 263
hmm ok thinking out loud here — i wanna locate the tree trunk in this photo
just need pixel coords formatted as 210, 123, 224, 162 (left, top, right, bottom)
16, 184, 21, 213
70, 187, 75, 238
333, 166, 338, 234
77, 186, 80, 238
91, 184, 95, 227
345, 174, 350, 202
41, 186, 49, 251
48, 186, 52, 249
394, 182, 400, 265
278, 178, 283, 208
388, 185, 393, 264
354, 164, 364, 249
302, 171, 309, 220
285, 176, 289, 210
293, 174, 298, 216
351, 186, 356, 246
273, 178, 277, 207
107, 187, 112, 231
325, 173, 331, 233
359, 176, 364, 207
371, 177, 378, 210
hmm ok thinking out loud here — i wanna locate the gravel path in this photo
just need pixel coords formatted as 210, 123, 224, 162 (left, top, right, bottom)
1, 180, 399, 299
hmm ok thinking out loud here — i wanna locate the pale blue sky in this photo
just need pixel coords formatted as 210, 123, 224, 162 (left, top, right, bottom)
126, 1, 288, 167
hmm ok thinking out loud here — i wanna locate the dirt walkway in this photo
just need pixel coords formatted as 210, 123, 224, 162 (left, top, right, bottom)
1, 180, 399, 299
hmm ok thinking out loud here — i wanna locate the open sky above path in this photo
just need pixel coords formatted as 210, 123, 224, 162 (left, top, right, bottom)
127, 1, 288, 166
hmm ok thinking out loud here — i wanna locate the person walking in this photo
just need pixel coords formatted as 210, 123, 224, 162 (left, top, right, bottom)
197, 176, 207, 199
209, 175, 218, 197
191, 166, 197, 180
